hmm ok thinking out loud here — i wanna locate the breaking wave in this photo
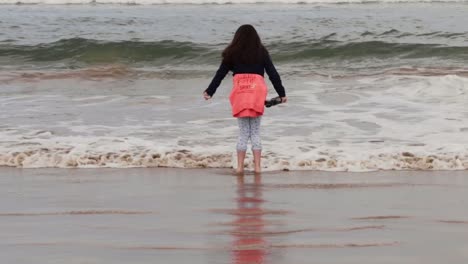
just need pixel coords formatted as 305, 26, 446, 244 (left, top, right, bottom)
1, 144, 468, 171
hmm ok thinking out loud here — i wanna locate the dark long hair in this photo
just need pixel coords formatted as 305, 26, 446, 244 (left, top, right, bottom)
222, 24, 267, 65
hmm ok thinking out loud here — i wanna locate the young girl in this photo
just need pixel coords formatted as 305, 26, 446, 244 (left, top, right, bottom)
203, 24, 287, 173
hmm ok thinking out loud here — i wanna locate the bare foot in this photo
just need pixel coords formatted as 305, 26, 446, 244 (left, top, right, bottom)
236, 168, 244, 174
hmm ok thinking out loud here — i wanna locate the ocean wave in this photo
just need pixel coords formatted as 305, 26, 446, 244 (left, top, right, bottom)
0, 38, 217, 66
1, 0, 468, 4
1, 38, 468, 67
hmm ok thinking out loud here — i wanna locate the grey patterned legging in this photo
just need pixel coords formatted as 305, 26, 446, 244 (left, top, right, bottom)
236, 117, 262, 151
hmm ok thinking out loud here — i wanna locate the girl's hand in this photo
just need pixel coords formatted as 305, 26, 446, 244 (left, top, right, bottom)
280, 96, 288, 103
203, 91, 211, 100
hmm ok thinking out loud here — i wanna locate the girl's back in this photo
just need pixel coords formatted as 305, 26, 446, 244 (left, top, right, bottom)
203, 24, 287, 174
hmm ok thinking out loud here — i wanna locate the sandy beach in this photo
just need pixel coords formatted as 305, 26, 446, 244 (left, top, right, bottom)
1, 168, 467, 263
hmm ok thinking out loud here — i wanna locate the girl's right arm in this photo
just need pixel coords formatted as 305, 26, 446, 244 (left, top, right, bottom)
204, 63, 230, 97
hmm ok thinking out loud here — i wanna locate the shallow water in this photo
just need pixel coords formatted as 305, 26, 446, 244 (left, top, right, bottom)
1, 3, 468, 170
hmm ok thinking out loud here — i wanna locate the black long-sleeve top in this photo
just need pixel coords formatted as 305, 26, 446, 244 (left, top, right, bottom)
205, 54, 286, 98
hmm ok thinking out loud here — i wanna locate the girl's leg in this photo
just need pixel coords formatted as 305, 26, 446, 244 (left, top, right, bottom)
236, 151, 246, 174
249, 117, 262, 173
236, 117, 251, 173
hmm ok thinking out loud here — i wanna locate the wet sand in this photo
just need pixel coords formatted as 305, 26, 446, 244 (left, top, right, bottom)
1, 168, 468, 263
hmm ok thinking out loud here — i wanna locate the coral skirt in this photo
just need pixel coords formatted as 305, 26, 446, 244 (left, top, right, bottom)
229, 74, 268, 118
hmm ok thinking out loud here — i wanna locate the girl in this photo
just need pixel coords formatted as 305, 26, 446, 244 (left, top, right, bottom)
203, 24, 287, 174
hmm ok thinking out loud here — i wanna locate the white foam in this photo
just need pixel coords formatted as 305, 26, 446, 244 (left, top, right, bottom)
1, 135, 468, 171
386, 75, 468, 104
1, 74, 468, 171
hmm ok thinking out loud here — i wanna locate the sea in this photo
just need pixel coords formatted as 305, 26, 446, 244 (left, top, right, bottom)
1, 0, 468, 171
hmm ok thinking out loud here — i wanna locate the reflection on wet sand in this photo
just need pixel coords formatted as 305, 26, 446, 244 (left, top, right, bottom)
1, 168, 467, 263
207, 173, 402, 263
231, 174, 270, 264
